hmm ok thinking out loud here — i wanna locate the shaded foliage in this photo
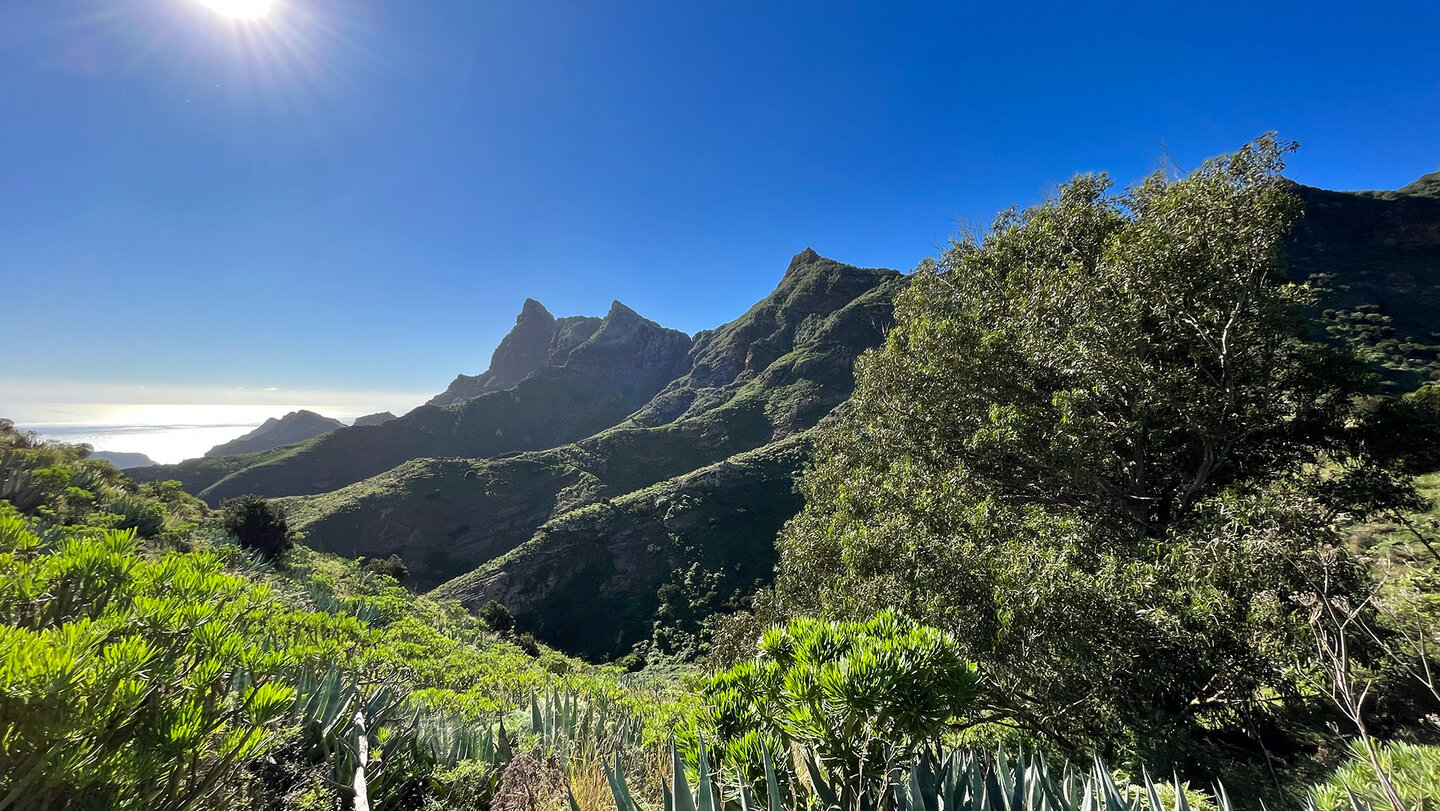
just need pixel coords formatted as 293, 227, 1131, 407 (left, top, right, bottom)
773, 137, 1426, 781
221, 495, 296, 558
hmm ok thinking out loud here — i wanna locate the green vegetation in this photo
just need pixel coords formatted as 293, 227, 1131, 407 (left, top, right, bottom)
681, 612, 980, 805
7, 143, 1440, 810
220, 493, 298, 557
769, 137, 1440, 791
1310, 740, 1440, 811
0, 423, 662, 810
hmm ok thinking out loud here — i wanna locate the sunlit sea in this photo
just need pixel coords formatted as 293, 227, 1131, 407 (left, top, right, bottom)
12, 404, 382, 465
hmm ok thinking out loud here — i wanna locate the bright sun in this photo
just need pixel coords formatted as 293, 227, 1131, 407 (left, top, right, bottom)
196, 0, 274, 19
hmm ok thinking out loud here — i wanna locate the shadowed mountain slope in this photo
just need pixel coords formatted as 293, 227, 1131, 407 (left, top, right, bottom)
133, 301, 691, 502
204, 410, 344, 458
1289, 179, 1440, 352
278, 251, 905, 653
353, 412, 397, 427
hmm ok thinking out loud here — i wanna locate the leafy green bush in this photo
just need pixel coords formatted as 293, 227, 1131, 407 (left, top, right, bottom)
684, 611, 980, 804
220, 494, 297, 558
772, 137, 1421, 778
363, 553, 410, 583
1310, 739, 1440, 811
0, 515, 297, 810
426, 758, 499, 811
478, 599, 515, 634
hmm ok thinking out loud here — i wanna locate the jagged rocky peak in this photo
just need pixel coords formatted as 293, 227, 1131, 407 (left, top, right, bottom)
428, 298, 689, 407
486, 298, 559, 387
788, 246, 823, 271
428, 299, 562, 407
548, 300, 693, 395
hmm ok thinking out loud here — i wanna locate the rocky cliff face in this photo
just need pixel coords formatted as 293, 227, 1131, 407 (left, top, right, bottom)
1287, 180, 1440, 386
203, 410, 344, 458
533, 302, 694, 402
429, 300, 607, 407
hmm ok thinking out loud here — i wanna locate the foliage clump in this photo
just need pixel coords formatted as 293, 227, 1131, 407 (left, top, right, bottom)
478, 599, 516, 634
772, 136, 1428, 777
1310, 739, 1440, 811
363, 552, 410, 583
0, 514, 297, 809
684, 611, 980, 804
220, 494, 297, 558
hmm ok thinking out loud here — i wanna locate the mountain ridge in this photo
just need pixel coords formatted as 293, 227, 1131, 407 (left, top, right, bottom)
203, 410, 344, 458
133, 299, 693, 501
277, 250, 905, 647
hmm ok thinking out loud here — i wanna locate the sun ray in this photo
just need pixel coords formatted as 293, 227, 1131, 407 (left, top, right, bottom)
196, 0, 275, 19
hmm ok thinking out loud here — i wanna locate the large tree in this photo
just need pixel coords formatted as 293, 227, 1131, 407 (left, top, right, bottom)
773, 137, 1415, 775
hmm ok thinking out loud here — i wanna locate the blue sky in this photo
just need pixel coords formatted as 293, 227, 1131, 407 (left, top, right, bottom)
2, 0, 1438, 406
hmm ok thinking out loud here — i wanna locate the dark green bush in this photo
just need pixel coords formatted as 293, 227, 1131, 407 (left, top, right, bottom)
220, 494, 296, 558
478, 599, 515, 635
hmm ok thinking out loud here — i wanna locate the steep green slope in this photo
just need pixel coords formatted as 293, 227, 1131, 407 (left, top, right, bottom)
434, 434, 813, 660
282, 251, 904, 632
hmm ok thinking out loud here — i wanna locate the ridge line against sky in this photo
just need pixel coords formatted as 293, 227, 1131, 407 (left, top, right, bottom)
2, 0, 1437, 424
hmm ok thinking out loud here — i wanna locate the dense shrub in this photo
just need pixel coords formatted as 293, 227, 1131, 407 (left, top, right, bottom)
478, 599, 515, 634
364, 553, 410, 583
683, 611, 980, 804
220, 494, 296, 558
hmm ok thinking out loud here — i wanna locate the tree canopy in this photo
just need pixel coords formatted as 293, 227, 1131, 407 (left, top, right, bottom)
773, 136, 1419, 775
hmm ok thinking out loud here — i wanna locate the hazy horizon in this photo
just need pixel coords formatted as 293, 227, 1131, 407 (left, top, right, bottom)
3, 384, 429, 463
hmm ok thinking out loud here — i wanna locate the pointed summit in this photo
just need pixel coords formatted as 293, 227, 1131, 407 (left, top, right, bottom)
518, 298, 553, 321
604, 300, 642, 322
789, 247, 823, 269
427, 298, 561, 405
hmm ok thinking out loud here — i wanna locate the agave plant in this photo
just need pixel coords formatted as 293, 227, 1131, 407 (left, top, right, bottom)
305, 582, 385, 625
600, 742, 1385, 811
107, 494, 167, 538
530, 687, 644, 762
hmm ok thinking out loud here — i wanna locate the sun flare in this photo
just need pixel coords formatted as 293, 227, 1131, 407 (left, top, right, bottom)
196, 0, 274, 19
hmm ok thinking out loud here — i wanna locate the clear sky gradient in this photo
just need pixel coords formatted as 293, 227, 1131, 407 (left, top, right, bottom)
3, 0, 1438, 407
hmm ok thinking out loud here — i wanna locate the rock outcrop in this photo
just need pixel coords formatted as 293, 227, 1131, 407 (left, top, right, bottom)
428, 300, 605, 407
